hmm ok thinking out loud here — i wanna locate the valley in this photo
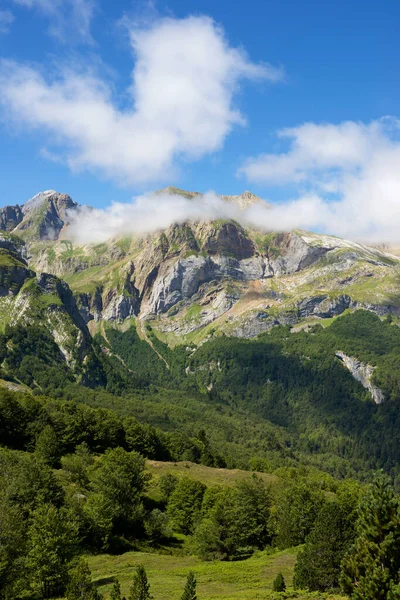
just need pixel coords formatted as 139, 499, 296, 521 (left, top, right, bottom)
1, 188, 400, 599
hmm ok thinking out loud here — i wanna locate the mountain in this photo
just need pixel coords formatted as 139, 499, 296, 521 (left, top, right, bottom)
0, 190, 78, 241
2, 188, 397, 346
1, 188, 400, 477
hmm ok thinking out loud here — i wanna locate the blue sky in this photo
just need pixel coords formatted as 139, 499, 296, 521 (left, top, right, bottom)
1, 0, 400, 241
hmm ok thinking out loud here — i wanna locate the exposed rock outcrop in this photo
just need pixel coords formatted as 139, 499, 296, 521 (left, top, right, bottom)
0, 205, 23, 232
298, 295, 353, 318
336, 351, 385, 404
270, 233, 330, 274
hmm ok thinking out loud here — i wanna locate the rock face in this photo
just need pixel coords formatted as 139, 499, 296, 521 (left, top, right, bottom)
3, 187, 400, 342
0, 205, 23, 231
298, 295, 353, 318
270, 233, 329, 274
336, 351, 385, 404
0, 190, 78, 241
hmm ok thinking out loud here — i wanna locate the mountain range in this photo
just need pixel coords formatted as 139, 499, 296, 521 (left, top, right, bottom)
1, 187, 399, 346
2, 188, 400, 478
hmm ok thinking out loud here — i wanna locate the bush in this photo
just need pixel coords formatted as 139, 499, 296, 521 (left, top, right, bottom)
273, 572, 286, 592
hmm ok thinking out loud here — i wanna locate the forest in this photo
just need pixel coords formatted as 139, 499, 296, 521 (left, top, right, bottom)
2, 310, 400, 597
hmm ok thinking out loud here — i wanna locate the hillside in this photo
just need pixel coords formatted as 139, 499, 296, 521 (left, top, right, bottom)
1, 189, 400, 599
1, 189, 400, 479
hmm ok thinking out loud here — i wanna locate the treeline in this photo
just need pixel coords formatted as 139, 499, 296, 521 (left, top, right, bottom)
0, 388, 225, 466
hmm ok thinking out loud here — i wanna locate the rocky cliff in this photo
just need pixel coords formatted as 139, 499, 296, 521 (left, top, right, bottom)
336, 351, 385, 404
1, 188, 400, 346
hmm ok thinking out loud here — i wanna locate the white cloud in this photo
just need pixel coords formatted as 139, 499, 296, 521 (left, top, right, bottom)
67, 191, 244, 244
12, 0, 94, 43
0, 10, 14, 34
65, 189, 338, 246
0, 16, 283, 186
239, 117, 400, 243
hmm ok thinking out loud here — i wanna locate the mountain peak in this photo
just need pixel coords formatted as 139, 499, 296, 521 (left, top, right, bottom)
221, 190, 265, 210
157, 186, 201, 199
2, 190, 80, 241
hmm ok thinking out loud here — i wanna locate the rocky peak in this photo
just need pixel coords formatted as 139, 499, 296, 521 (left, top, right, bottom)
157, 186, 201, 200
157, 186, 264, 210
221, 190, 264, 210
14, 190, 79, 241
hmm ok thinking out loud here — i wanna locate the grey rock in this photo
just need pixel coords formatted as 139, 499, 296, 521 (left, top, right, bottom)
298, 294, 352, 318
336, 351, 385, 404
0, 205, 23, 232
270, 233, 329, 275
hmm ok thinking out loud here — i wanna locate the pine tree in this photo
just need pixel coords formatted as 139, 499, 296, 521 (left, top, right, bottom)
272, 572, 286, 592
129, 565, 152, 600
340, 473, 400, 599
181, 571, 197, 600
294, 502, 353, 591
66, 558, 102, 600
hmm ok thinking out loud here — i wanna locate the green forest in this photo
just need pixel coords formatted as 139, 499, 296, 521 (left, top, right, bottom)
2, 310, 400, 598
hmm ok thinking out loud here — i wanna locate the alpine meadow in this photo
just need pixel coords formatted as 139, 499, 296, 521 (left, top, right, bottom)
1, 1, 400, 599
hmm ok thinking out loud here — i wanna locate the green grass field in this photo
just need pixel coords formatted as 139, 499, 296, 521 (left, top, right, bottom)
146, 460, 279, 488
87, 547, 344, 599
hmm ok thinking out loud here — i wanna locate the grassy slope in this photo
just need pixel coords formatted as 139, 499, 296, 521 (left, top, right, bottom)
85, 461, 343, 599
146, 460, 278, 489
87, 547, 344, 599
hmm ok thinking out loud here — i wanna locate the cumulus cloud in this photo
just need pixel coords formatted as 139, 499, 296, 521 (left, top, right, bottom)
0, 10, 14, 34
0, 15, 283, 185
239, 117, 400, 243
12, 0, 94, 43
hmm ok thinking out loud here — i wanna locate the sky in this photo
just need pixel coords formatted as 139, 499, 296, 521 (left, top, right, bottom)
1, 0, 400, 242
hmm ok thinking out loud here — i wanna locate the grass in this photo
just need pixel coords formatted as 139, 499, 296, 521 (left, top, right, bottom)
0, 248, 27, 268
185, 304, 202, 320
145, 460, 278, 491
87, 547, 344, 600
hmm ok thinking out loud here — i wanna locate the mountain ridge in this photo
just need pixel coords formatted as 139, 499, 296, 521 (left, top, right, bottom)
0, 188, 400, 346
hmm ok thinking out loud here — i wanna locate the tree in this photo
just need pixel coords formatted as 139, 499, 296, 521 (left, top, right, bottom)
230, 477, 272, 549
294, 501, 353, 591
272, 573, 286, 592
66, 558, 102, 600
89, 447, 147, 533
0, 498, 26, 599
193, 479, 272, 561
274, 483, 324, 548
181, 571, 197, 600
35, 425, 60, 467
144, 509, 170, 543
26, 503, 79, 598
129, 565, 152, 600
340, 474, 400, 599
167, 477, 206, 534
158, 473, 178, 502
61, 442, 94, 487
